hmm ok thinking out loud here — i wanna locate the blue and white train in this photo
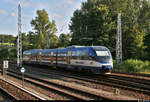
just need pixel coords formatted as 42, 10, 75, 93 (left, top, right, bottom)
23, 46, 113, 73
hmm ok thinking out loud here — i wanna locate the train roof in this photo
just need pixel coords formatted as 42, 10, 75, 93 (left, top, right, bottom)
66, 46, 108, 50
23, 49, 42, 54
23, 46, 110, 54
66, 45, 85, 49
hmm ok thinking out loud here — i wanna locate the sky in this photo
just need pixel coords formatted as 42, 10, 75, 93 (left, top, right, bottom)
0, 0, 87, 36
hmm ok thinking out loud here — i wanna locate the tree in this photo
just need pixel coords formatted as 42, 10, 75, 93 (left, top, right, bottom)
27, 31, 36, 49
31, 9, 58, 49
22, 33, 30, 52
141, 0, 150, 60
49, 34, 60, 48
0, 34, 15, 43
0, 47, 9, 59
59, 33, 71, 47
70, 0, 116, 57
69, 0, 150, 60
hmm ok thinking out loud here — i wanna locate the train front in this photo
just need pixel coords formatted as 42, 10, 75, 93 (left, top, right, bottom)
92, 46, 113, 73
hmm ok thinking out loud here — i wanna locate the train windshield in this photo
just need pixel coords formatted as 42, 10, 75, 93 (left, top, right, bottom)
93, 47, 112, 63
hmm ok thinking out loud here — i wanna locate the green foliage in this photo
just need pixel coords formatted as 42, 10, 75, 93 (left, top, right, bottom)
0, 43, 14, 46
0, 47, 9, 59
59, 33, 71, 47
0, 34, 15, 43
31, 9, 58, 49
0, 34, 16, 60
8, 48, 17, 60
27, 31, 36, 49
49, 34, 60, 48
70, 2, 114, 47
69, 0, 150, 60
114, 59, 150, 73
0, 47, 16, 60
22, 33, 30, 52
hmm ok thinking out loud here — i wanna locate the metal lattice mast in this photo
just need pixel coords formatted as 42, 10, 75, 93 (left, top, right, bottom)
116, 13, 122, 63
17, 3, 22, 67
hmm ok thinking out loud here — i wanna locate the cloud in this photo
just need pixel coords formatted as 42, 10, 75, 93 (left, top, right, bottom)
10, 12, 15, 17
21, 1, 32, 8
6, 0, 17, 5
6, 0, 34, 8
53, 13, 62, 19
24, 15, 31, 19
66, 0, 74, 5
0, 9, 8, 15
3, 0, 87, 35
20, 1, 50, 9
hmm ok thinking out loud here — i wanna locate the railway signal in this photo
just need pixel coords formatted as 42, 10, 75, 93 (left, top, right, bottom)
3, 60, 8, 69
20, 67, 26, 87
3, 60, 8, 79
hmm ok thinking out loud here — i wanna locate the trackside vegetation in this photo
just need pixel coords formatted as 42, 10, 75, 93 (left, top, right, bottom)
113, 59, 150, 73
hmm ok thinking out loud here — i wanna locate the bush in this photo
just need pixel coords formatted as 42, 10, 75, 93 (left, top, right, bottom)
113, 59, 150, 73
0, 47, 17, 60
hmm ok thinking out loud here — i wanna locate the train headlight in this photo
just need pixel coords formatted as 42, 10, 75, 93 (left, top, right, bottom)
109, 60, 113, 67
110, 62, 113, 67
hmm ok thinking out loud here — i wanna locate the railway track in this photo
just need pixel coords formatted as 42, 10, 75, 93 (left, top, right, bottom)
0, 87, 17, 101
9, 61, 150, 79
0, 76, 48, 100
2, 70, 120, 100
3, 62, 150, 100
24, 66, 150, 95
21, 64, 150, 94
0, 64, 137, 100
14, 64, 150, 100
0, 70, 90, 100
112, 71, 150, 78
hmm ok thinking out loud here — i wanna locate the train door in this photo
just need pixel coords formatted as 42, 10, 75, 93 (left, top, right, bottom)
67, 51, 71, 68
39, 52, 42, 64
28, 54, 31, 63
50, 52, 54, 65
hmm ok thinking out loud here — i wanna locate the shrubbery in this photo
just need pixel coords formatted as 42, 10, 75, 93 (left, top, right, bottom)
0, 47, 17, 60
113, 59, 150, 73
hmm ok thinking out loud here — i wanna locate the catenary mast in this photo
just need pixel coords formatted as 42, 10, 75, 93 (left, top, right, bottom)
116, 13, 122, 63
17, 2, 22, 67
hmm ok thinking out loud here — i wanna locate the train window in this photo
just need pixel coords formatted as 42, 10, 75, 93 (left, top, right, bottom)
45, 53, 50, 57
54, 52, 57, 56
58, 51, 66, 56
57, 51, 67, 61
93, 47, 110, 56
88, 52, 96, 60
42, 53, 45, 57
71, 50, 89, 60
57, 52, 60, 56
79, 50, 89, 60
76, 50, 81, 60
93, 47, 108, 51
72, 51, 76, 59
